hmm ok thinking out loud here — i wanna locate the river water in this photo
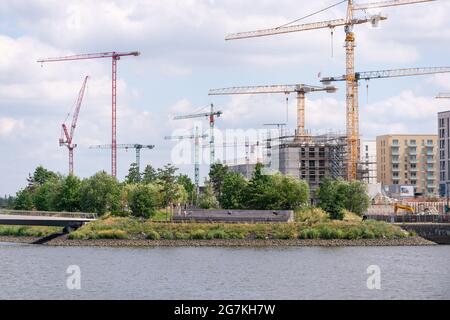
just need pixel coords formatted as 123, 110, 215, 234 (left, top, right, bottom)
0, 243, 448, 300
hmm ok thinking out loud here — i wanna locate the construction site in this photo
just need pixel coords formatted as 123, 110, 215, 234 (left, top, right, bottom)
4, 0, 450, 211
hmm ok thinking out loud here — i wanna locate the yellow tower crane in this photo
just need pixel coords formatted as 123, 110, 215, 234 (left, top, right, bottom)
224, 0, 436, 181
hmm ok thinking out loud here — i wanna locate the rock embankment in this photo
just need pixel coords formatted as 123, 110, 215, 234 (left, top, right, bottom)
0, 235, 436, 248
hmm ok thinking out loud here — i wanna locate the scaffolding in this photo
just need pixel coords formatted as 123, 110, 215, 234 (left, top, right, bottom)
269, 132, 347, 189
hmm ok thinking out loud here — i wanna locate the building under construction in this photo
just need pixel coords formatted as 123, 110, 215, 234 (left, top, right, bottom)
268, 132, 347, 190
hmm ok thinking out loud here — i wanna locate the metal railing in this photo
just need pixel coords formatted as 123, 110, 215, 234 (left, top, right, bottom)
0, 209, 97, 220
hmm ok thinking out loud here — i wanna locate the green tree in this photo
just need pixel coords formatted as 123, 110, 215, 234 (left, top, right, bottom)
244, 166, 309, 210
198, 182, 219, 209
79, 171, 121, 215
317, 177, 345, 220
128, 183, 159, 218
27, 166, 58, 190
342, 180, 370, 216
177, 174, 195, 204
275, 174, 309, 210
14, 188, 34, 210
245, 163, 270, 209
125, 163, 141, 184
156, 164, 178, 207
54, 175, 81, 212
33, 178, 60, 211
219, 172, 248, 209
142, 164, 157, 184
209, 163, 229, 198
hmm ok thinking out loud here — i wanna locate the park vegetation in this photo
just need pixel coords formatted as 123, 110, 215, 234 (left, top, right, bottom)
0, 163, 387, 241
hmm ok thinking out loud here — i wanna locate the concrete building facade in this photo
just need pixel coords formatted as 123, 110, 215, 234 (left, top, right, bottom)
438, 111, 450, 197
270, 134, 346, 190
376, 134, 438, 196
359, 140, 377, 184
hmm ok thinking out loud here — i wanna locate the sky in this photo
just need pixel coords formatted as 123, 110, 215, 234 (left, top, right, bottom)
0, 0, 450, 195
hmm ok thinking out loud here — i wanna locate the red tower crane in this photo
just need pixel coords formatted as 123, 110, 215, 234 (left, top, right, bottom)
38, 51, 140, 177
59, 76, 89, 176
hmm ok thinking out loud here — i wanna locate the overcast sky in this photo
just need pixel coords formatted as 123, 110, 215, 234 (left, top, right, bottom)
1, 0, 449, 195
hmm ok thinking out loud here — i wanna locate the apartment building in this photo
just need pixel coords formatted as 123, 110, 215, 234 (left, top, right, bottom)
377, 134, 438, 196
438, 111, 450, 196
359, 140, 377, 184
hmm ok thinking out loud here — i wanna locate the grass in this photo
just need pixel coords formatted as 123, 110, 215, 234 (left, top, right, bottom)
0, 207, 408, 241
64, 210, 409, 241
0, 226, 62, 237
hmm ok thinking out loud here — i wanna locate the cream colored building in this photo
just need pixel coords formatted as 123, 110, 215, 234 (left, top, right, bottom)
377, 135, 438, 196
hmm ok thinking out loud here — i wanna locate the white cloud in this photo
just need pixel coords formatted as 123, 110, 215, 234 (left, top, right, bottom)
0, 117, 24, 137
0, 0, 449, 194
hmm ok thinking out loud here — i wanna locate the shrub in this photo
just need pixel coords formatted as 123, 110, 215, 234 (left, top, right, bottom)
361, 229, 375, 239
300, 228, 320, 239
161, 230, 175, 240
227, 231, 245, 240
295, 207, 329, 224
96, 229, 128, 239
175, 232, 190, 240
191, 229, 207, 240
146, 230, 161, 240
273, 231, 298, 240
128, 184, 159, 218
207, 229, 228, 240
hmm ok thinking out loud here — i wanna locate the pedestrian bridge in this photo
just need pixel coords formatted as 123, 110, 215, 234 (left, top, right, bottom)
0, 209, 97, 232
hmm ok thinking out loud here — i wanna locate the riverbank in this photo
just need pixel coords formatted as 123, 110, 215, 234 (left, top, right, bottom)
0, 235, 436, 247
0, 210, 438, 247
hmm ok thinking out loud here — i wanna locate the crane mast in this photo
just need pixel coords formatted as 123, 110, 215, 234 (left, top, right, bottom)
223, 0, 436, 180
173, 104, 223, 165
59, 76, 89, 175
38, 51, 140, 178
165, 127, 208, 191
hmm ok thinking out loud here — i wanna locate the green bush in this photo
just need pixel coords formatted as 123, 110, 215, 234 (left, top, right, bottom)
146, 230, 161, 240
300, 228, 320, 239
345, 228, 362, 240
361, 229, 375, 239
227, 231, 245, 239
96, 229, 128, 239
161, 230, 175, 240
207, 229, 228, 240
190, 229, 207, 240
175, 232, 190, 240
128, 184, 159, 218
